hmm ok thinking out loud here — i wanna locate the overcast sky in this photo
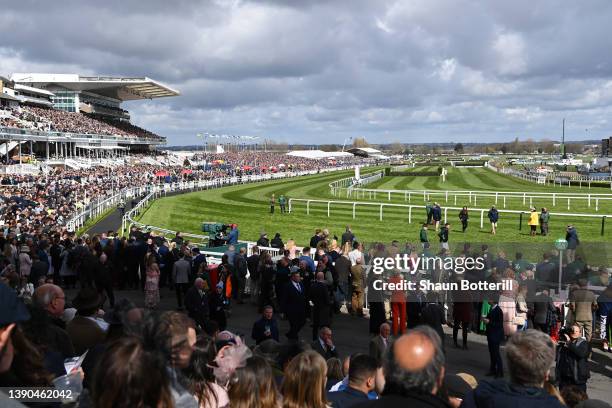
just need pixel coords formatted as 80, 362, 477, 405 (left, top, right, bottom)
3, 0, 612, 145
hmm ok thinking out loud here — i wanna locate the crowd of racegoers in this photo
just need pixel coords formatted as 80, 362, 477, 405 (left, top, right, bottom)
0, 214, 610, 407
0, 106, 161, 140
0, 151, 365, 241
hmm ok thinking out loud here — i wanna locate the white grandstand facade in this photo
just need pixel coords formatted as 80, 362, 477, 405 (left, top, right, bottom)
0, 73, 179, 168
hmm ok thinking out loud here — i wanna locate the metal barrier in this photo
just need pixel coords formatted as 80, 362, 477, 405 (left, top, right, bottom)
288, 198, 611, 234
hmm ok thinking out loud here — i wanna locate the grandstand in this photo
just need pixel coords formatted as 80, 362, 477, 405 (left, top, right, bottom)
0, 73, 179, 169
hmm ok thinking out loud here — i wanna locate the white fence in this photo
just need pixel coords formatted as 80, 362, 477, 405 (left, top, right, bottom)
330, 184, 612, 212
288, 198, 610, 233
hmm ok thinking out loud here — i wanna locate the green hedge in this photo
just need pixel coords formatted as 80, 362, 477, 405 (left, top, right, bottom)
454, 160, 486, 166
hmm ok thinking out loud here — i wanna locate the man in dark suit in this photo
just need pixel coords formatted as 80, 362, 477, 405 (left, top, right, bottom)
484, 296, 504, 378
311, 326, 339, 360
369, 323, 391, 363
310, 271, 333, 341
185, 278, 210, 331
281, 271, 307, 340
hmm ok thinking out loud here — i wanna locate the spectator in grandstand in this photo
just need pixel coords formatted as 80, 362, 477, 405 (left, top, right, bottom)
462, 329, 563, 408
251, 305, 279, 345
459, 206, 469, 233
528, 207, 539, 236
438, 223, 450, 251
565, 225, 580, 264
356, 326, 447, 408
281, 350, 329, 408
228, 355, 280, 408
540, 208, 550, 236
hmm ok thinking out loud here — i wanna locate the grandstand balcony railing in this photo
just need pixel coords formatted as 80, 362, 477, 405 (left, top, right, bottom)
0, 126, 165, 145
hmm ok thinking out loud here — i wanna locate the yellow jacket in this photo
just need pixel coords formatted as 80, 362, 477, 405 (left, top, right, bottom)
528, 211, 539, 226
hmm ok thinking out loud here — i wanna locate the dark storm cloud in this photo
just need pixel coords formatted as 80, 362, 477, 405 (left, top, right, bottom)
2, 0, 612, 144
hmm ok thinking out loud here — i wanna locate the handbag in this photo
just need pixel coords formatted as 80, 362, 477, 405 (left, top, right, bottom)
513, 315, 526, 326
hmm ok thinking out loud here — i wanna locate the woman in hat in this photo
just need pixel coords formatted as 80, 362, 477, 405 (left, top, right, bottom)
144, 253, 160, 310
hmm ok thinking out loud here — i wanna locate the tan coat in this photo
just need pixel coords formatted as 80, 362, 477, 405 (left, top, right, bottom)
570, 288, 597, 322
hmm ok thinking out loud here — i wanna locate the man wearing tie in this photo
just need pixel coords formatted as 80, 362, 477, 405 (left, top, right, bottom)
311, 326, 339, 360
281, 270, 307, 340
369, 323, 391, 363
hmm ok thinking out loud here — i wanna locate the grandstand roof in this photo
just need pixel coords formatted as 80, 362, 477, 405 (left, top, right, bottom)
287, 150, 354, 159
10, 73, 179, 101
346, 147, 382, 154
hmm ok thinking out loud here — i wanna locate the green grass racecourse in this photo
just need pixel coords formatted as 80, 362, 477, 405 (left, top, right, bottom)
135, 168, 611, 265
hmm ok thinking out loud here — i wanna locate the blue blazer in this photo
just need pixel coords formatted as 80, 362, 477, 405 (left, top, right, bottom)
486, 305, 504, 344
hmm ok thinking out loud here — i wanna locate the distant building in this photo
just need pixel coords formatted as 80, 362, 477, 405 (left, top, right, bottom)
602, 137, 611, 157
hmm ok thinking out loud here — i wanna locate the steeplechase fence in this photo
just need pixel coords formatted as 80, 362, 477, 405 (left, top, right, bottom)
287, 198, 610, 235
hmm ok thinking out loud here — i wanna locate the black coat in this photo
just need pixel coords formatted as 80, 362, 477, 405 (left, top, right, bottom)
309, 281, 332, 327
327, 386, 369, 408
281, 281, 307, 321
185, 286, 209, 322
421, 303, 445, 342
460, 379, 565, 408
311, 339, 338, 360
486, 305, 504, 344
251, 317, 280, 344
556, 338, 590, 385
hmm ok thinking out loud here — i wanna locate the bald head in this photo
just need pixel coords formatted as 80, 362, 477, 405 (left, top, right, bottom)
384, 326, 445, 396
33, 284, 65, 318
394, 332, 435, 371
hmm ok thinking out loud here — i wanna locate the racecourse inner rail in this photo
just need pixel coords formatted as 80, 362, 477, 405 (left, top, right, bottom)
328, 170, 612, 212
